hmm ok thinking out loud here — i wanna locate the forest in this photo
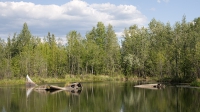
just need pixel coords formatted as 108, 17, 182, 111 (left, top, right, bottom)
0, 16, 200, 82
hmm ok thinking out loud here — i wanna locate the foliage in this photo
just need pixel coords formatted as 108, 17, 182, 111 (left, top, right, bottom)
191, 79, 200, 87
121, 16, 200, 82
0, 16, 200, 83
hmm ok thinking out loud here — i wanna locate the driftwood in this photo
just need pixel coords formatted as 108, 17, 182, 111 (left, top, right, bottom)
26, 75, 37, 87
35, 83, 82, 91
26, 75, 82, 97
26, 86, 82, 97
134, 83, 165, 90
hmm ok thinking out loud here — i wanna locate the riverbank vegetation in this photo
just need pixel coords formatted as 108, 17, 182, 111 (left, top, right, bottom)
0, 16, 200, 84
0, 74, 143, 85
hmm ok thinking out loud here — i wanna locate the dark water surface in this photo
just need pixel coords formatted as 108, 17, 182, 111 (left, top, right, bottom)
0, 81, 200, 112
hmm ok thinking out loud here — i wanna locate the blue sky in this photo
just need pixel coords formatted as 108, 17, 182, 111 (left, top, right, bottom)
0, 0, 199, 40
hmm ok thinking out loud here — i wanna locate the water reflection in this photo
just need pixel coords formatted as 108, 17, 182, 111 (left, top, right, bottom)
26, 86, 82, 98
1, 82, 200, 112
26, 87, 34, 98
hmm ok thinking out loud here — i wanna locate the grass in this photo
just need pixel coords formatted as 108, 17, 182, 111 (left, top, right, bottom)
0, 74, 150, 86
0, 78, 25, 86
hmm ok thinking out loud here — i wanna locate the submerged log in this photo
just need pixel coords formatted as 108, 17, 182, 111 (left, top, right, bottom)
34, 83, 82, 91
33, 87, 82, 95
134, 83, 165, 90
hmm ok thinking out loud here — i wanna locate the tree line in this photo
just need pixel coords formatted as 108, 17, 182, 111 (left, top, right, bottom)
0, 16, 200, 81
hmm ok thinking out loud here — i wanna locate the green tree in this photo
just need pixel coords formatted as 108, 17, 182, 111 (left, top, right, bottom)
66, 31, 83, 75
105, 24, 121, 75
122, 25, 149, 76
0, 39, 6, 79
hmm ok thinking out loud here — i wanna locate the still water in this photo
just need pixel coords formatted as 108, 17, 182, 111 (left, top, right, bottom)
0, 81, 200, 112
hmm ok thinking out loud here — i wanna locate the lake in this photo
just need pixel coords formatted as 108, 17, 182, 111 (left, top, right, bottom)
0, 81, 200, 112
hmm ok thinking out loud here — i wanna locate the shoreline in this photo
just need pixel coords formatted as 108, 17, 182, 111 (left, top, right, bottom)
0, 74, 146, 86
1, 75, 200, 87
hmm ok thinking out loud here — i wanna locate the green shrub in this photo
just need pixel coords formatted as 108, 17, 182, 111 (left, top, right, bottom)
191, 80, 200, 87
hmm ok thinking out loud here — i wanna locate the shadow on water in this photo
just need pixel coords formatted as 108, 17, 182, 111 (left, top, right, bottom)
1, 81, 200, 112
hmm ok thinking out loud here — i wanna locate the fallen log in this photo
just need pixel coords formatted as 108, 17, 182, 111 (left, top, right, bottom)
34, 83, 82, 91
34, 88, 82, 95
134, 83, 165, 90
26, 75, 37, 87
26, 75, 82, 96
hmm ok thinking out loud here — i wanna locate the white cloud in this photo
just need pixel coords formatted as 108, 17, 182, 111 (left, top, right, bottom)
0, 0, 147, 40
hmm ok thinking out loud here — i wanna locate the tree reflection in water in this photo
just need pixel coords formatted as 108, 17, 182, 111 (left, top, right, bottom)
1, 82, 200, 112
